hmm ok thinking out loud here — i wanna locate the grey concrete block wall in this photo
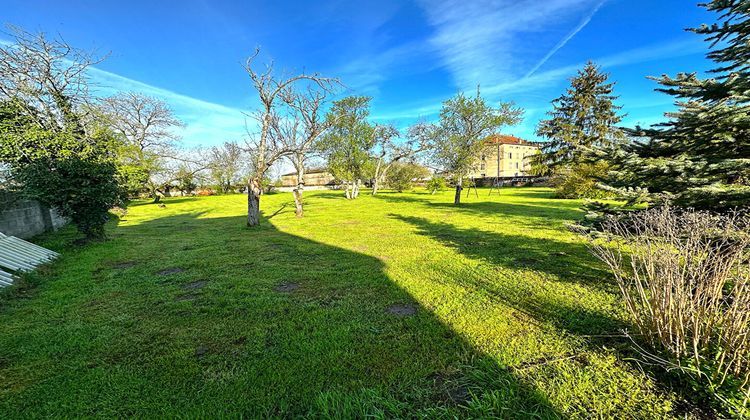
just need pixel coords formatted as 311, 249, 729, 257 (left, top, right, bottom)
0, 200, 68, 239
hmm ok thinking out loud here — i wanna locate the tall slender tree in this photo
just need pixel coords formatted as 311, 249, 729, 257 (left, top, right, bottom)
603, 1, 750, 210
277, 84, 331, 216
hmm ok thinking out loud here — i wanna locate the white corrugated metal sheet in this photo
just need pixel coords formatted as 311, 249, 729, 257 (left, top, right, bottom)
0, 232, 59, 288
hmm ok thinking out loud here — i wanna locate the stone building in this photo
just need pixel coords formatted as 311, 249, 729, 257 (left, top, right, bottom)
469, 134, 541, 179
280, 168, 336, 188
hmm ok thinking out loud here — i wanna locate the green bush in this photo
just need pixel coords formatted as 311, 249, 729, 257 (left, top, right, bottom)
19, 157, 122, 239
426, 176, 447, 194
0, 100, 124, 240
553, 162, 611, 199
386, 162, 430, 192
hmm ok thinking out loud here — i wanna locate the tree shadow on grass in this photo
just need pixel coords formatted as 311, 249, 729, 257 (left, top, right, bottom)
0, 211, 562, 418
389, 214, 611, 292
387, 213, 714, 415
373, 192, 585, 226
388, 213, 631, 351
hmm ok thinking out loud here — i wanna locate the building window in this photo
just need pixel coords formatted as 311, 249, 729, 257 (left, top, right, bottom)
480, 163, 485, 170
480, 154, 486, 161
515, 162, 519, 169
509, 152, 513, 159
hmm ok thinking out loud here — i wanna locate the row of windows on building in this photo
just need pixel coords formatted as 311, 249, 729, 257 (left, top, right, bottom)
480, 162, 524, 171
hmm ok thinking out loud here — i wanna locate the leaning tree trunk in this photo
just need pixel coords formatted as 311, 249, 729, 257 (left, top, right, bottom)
344, 182, 352, 199
372, 159, 383, 195
247, 176, 262, 226
454, 177, 463, 205
371, 177, 380, 195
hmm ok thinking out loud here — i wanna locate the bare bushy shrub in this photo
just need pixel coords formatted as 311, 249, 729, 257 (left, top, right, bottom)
579, 206, 750, 412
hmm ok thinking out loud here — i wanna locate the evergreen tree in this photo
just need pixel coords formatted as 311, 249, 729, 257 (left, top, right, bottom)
604, 1, 750, 210
531, 62, 624, 177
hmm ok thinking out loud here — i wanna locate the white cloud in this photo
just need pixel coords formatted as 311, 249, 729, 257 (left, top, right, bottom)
87, 67, 250, 147
416, 0, 601, 90
1, 37, 250, 147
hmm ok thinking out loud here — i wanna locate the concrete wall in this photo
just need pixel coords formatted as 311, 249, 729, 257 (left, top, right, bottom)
0, 200, 67, 239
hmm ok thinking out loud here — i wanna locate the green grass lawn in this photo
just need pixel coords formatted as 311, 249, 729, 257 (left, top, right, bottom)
0, 188, 678, 418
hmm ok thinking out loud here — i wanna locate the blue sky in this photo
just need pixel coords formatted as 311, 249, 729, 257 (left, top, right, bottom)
7, 0, 714, 146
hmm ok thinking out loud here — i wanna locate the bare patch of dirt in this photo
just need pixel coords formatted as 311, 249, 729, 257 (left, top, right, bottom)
194, 345, 209, 358
112, 261, 137, 269
387, 303, 417, 316
175, 293, 198, 302
274, 282, 300, 293
157, 267, 185, 276
182, 280, 207, 290
429, 371, 472, 405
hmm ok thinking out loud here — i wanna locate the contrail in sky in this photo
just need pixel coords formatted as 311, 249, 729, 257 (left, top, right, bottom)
524, 0, 607, 79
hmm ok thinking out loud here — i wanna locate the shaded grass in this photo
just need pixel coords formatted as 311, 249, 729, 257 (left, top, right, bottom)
0, 187, 676, 417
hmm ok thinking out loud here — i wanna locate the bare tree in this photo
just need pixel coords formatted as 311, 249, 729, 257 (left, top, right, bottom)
209, 141, 246, 193
276, 85, 331, 217
243, 48, 336, 226
99, 92, 185, 201
0, 25, 105, 136
370, 124, 431, 195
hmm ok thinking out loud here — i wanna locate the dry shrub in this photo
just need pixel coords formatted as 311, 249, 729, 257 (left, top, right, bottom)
580, 206, 750, 413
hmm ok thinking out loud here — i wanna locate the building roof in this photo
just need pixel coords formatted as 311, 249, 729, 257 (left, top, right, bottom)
485, 134, 539, 147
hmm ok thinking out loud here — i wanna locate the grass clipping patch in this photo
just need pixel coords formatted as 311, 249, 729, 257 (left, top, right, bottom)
578, 206, 750, 415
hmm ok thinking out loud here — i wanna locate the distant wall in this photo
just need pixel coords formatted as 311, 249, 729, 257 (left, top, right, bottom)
0, 199, 67, 239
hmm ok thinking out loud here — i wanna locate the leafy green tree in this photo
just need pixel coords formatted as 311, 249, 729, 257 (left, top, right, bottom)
317, 96, 377, 199
602, 1, 750, 210
0, 100, 123, 239
426, 92, 522, 204
530, 62, 624, 198
0, 29, 123, 240
385, 162, 430, 192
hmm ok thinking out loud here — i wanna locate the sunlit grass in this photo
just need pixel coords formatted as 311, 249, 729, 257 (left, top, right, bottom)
0, 187, 676, 417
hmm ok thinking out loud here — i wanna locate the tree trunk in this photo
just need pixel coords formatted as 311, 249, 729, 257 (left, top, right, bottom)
247, 177, 262, 226
292, 188, 303, 217
353, 179, 361, 198
372, 158, 383, 195
454, 178, 463, 205
292, 159, 305, 217
345, 182, 352, 199
292, 174, 304, 218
